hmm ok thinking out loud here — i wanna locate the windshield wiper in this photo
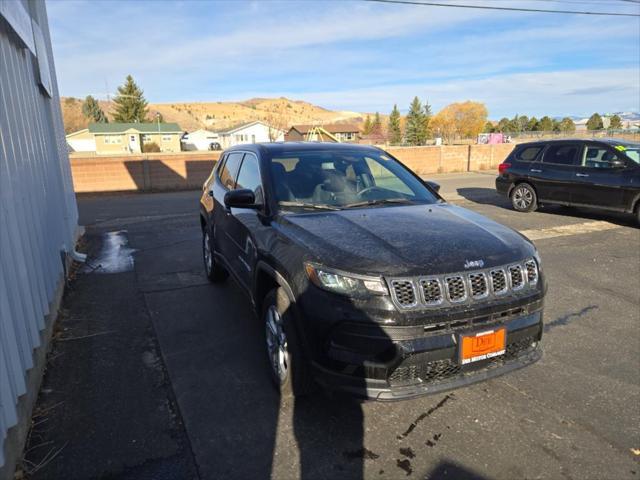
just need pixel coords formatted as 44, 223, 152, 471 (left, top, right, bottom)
342, 198, 416, 209
278, 201, 342, 211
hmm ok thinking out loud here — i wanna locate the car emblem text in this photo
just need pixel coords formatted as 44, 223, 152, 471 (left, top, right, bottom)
464, 259, 485, 269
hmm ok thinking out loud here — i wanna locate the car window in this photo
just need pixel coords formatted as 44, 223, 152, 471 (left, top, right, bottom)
268, 149, 438, 208
219, 152, 244, 189
364, 157, 413, 195
581, 146, 620, 169
542, 144, 579, 166
515, 146, 543, 162
235, 154, 264, 203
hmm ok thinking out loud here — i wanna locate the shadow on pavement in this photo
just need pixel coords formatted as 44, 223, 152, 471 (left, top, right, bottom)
425, 460, 492, 480
457, 187, 637, 227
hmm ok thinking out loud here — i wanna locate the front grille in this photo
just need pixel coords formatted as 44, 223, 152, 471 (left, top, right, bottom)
468, 272, 489, 299
389, 358, 461, 385
388, 336, 536, 386
420, 278, 443, 305
490, 269, 508, 295
509, 265, 524, 290
387, 258, 538, 310
391, 280, 417, 307
525, 260, 538, 285
445, 276, 467, 302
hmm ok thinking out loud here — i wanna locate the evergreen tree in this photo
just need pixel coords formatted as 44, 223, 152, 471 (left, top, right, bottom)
387, 104, 402, 144
558, 117, 576, 132
586, 113, 603, 131
112, 75, 148, 123
609, 114, 623, 129
82, 95, 108, 123
483, 121, 495, 133
511, 114, 521, 133
423, 100, 433, 139
527, 117, 539, 131
518, 115, 529, 132
497, 117, 511, 133
362, 115, 373, 135
538, 116, 554, 132
371, 112, 383, 136
406, 97, 426, 145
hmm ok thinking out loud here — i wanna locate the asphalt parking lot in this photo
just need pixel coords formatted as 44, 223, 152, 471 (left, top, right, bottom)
24, 172, 639, 480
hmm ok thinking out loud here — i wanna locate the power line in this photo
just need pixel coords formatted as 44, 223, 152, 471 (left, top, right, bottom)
365, 0, 640, 16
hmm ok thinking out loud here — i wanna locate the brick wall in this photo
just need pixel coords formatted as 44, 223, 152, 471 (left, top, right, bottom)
69, 145, 515, 193
70, 152, 221, 193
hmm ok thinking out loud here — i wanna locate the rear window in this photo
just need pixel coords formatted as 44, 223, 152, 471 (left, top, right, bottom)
514, 146, 543, 162
542, 144, 579, 166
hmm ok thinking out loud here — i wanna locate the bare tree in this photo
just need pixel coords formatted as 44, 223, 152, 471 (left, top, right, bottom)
265, 101, 290, 141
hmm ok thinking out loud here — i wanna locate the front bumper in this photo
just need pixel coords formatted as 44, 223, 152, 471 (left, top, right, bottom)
310, 307, 543, 401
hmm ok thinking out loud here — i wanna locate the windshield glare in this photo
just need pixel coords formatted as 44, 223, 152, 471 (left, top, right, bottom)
269, 150, 439, 209
621, 147, 639, 164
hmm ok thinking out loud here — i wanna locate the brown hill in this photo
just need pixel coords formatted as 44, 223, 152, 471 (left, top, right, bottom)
61, 96, 370, 134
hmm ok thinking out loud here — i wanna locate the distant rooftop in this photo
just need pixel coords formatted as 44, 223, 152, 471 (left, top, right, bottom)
289, 123, 360, 134
89, 122, 182, 134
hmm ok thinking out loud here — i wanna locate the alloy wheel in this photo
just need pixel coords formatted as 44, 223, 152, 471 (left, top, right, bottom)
265, 305, 289, 382
513, 186, 533, 210
203, 232, 212, 274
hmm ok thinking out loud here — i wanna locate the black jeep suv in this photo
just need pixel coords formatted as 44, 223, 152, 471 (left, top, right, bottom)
200, 143, 545, 400
496, 139, 640, 221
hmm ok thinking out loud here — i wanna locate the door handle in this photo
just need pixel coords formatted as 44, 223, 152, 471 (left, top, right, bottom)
530, 169, 542, 173
576, 173, 589, 178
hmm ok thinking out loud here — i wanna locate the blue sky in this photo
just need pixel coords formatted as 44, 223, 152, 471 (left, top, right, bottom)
47, 0, 640, 118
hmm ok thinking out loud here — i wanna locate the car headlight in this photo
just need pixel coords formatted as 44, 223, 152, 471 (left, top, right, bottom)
304, 263, 388, 297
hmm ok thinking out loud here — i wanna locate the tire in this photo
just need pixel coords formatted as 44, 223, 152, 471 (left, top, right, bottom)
635, 204, 640, 226
510, 183, 538, 212
202, 228, 228, 282
262, 288, 314, 398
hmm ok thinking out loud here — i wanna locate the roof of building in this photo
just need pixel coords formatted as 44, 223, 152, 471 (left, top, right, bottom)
289, 123, 360, 134
216, 121, 276, 135
65, 128, 89, 138
88, 122, 183, 134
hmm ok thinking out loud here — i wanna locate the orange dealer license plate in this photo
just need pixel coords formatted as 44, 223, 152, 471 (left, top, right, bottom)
459, 328, 506, 365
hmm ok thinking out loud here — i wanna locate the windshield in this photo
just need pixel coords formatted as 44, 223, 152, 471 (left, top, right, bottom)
269, 150, 439, 210
618, 145, 640, 164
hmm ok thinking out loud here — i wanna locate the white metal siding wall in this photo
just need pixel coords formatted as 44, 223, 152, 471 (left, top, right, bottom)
0, 0, 78, 467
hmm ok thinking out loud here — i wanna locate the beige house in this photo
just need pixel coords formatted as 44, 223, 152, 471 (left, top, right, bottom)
70, 123, 184, 154
285, 123, 360, 143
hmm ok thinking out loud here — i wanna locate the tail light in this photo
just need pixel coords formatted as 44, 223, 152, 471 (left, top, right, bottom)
498, 162, 511, 174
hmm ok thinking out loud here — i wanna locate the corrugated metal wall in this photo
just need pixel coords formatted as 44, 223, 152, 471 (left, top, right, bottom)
0, 0, 78, 467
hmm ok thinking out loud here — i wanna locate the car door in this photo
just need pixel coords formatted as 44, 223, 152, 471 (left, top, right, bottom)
528, 142, 581, 203
571, 143, 628, 210
225, 152, 266, 290
211, 151, 245, 271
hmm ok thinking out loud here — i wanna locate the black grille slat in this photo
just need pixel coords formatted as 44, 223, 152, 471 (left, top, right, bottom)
468, 273, 488, 299
490, 269, 508, 295
391, 280, 417, 307
446, 276, 467, 302
509, 265, 524, 290
525, 260, 538, 285
420, 278, 443, 305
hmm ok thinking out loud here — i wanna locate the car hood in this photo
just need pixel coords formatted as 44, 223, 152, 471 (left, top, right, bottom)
274, 203, 535, 276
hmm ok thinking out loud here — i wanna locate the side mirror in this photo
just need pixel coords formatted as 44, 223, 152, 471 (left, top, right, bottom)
425, 180, 441, 193
611, 159, 626, 169
224, 189, 259, 209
